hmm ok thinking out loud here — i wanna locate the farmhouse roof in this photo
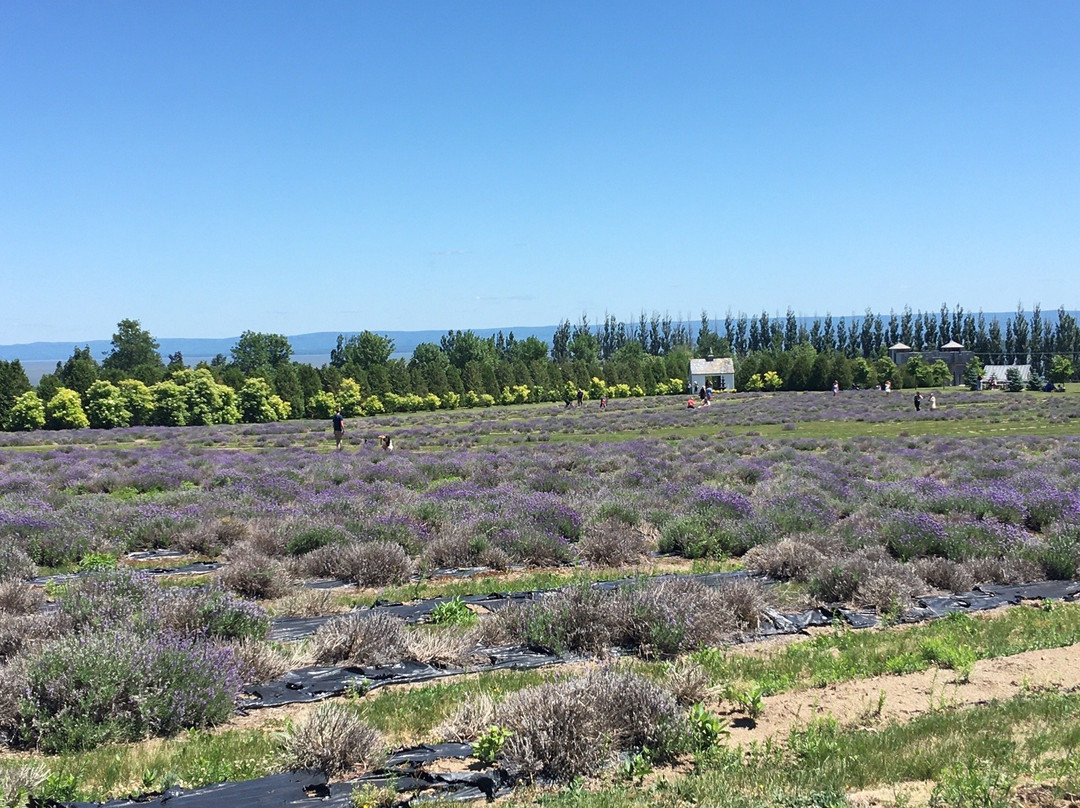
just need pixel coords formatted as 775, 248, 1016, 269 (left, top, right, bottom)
940, 340, 964, 350
889, 342, 911, 351
689, 357, 735, 375
982, 364, 1031, 382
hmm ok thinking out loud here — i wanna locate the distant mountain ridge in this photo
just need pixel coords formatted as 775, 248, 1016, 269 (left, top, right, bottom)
0, 327, 561, 364
2, 310, 1072, 364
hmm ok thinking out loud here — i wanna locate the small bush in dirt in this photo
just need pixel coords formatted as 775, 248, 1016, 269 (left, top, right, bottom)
217, 544, 294, 600
500, 529, 575, 567
743, 538, 825, 582
19, 628, 242, 752
611, 579, 738, 658
228, 637, 293, 684
285, 526, 349, 557
663, 658, 713, 706
811, 548, 921, 611
474, 724, 513, 764
435, 694, 496, 743
159, 587, 270, 641
0, 546, 37, 582
497, 584, 614, 655
496, 666, 687, 782
422, 531, 510, 571
0, 659, 29, 746
0, 614, 59, 663
1034, 524, 1080, 580
298, 544, 345, 579
404, 626, 477, 668
713, 577, 769, 631
659, 514, 751, 559
961, 556, 1041, 585
310, 612, 407, 666
58, 568, 158, 631
0, 761, 47, 807
178, 517, 251, 556
269, 589, 341, 618
914, 557, 975, 593
284, 702, 385, 777
576, 519, 652, 566
0, 580, 42, 615
335, 541, 413, 587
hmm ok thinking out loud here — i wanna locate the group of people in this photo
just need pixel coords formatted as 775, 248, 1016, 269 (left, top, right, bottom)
331, 409, 393, 452
912, 391, 937, 412
687, 382, 714, 408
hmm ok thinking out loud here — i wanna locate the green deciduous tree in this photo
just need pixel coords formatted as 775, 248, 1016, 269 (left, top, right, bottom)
117, 379, 155, 425
230, 331, 294, 374
84, 380, 132, 429
331, 331, 394, 372
102, 319, 165, 381
238, 377, 280, 423
337, 378, 365, 417
45, 388, 90, 430
150, 381, 189, 426
0, 359, 31, 426
56, 347, 98, 396
1049, 355, 1074, 384
5, 390, 45, 431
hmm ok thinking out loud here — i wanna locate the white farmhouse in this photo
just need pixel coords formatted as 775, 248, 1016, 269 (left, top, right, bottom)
689, 356, 736, 393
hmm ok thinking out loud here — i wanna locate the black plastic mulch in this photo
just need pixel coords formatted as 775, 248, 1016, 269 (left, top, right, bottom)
42, 746, 512, 808
240, 645, 570, 709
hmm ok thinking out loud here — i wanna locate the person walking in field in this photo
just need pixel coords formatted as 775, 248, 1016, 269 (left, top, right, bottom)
930, 392, 937, 410
331, 408, 345, 451
577, 388, 585, 407
832, 380, 839, 396
913, 391, 922, 412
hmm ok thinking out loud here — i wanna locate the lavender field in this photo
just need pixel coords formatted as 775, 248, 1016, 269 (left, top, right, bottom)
2, 388, 1080, 805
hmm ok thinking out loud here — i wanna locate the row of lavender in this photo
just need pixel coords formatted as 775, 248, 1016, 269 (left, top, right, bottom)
1, 406, 1078, 586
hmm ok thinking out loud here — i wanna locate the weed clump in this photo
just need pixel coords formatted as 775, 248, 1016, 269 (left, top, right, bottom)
284, 703, 385, 777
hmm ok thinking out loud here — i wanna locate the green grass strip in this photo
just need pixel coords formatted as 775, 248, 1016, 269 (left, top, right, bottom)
692, 602, 1080, 695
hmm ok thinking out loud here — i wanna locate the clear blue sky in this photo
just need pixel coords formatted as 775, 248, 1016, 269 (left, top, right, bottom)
2, 1, 1078, 345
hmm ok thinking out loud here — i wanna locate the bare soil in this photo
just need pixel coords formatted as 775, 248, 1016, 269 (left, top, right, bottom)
721, 641, 1080, 747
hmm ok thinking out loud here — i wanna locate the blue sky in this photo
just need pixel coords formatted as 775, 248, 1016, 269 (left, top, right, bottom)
2, 2, 1078, 345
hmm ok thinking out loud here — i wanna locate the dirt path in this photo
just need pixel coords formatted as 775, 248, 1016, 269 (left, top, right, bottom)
722, 641, 1080, 746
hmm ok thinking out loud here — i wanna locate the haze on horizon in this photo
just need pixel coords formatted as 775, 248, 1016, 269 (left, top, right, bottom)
2, 2, 1078, 346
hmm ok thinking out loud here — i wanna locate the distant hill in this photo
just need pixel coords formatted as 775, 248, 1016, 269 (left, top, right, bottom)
0, 327, 562, 384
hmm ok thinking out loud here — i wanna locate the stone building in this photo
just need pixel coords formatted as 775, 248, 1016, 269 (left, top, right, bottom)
887, 340, 975, 386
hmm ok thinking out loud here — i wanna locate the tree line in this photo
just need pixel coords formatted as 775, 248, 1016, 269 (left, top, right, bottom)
0, 303, 1077, 431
